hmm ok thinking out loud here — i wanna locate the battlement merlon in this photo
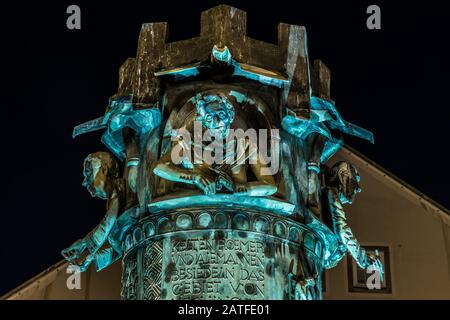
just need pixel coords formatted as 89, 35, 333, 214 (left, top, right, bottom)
111, 5, 334, 118
72, 5, 348, 161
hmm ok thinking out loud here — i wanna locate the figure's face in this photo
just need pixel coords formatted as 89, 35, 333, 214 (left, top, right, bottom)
197, 96, 234, 138
82, 157, 108, 199
338, 165, 361, 204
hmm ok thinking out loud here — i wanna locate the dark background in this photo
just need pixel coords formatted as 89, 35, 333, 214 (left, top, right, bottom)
0, 0, 448, 295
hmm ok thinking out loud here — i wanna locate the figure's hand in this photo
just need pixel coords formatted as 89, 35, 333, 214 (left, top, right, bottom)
67, 252, 96, 273
234, 183, 249, 195
61, 238, 88, 261
216, 171, 234, 192
127, 166, 138, 193
77, 253, 96, 272
194, 173, 217, 195
366, 251, 384, 282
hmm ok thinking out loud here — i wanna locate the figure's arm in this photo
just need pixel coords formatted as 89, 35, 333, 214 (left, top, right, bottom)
85, 190, 120, 251
233, 148, 277, 197
62, 190, 121, 271
153, 147, 217, 194
153, 149, 198, 184
123, 128, 140, 193
326, 190, 370, 269
91, 206, 141, 272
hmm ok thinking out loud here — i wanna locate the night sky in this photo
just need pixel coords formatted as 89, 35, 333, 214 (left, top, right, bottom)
0, 1, 448, 295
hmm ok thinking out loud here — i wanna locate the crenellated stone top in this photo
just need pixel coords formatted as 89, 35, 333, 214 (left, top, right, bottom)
114, 5, 332, 120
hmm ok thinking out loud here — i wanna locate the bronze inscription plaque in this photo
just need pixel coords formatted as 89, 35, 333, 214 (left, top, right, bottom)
165, 237, 266, 300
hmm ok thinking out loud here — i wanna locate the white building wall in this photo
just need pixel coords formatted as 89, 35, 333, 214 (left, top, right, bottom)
3, 148, 450, 300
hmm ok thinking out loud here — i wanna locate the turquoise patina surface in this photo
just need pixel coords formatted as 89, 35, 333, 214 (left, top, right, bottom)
62, 6, 383, 300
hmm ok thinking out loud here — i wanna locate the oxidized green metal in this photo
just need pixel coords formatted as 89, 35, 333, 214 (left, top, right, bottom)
121, 198, 324, 300
61, 5, 383, 300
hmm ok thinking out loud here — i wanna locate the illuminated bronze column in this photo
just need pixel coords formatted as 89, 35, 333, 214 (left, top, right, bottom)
63, 5, 382, 300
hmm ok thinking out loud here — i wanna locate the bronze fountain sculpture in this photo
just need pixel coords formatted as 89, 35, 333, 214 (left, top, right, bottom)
62, 5, 383, 300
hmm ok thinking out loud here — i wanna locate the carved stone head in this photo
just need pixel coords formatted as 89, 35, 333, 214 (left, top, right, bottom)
82, 152, 120, 199
194, 93, 235, 138
326, 161, 361, 204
